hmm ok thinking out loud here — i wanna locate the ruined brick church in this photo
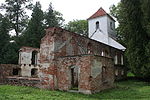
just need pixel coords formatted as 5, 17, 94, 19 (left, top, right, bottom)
0, 8, 126, 94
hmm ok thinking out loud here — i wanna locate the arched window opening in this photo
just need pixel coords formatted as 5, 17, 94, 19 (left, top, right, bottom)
101, 51, 104, 56
121, 54, 124, 65
115, 69, 118, 76
19, 52, 22, 64
96, 21, 99, 30
31, 51, 38, 65
101, 49, 109, 57
31, 68, 38, 77
114, 53, 118, 64
102, 66, 107, 82
87, 43, 93, 54
110, 22, 113, 30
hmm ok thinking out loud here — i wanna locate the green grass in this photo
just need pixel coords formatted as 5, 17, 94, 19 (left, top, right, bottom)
0, 80, 150, 100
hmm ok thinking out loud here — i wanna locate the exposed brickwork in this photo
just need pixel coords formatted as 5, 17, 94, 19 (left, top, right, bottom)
5, 76, 40, 87
38, 27, 125, 94
0, 27, 126, 94
0, 64, 20, 83
0, 64, 40, 87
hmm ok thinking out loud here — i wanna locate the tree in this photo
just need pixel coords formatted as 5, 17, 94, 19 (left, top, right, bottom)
0, 0, 33, 37
110, 0, 150, 79
0, 16, 10, 63
44, 3, 64, 28
22, 2, 44, 48
65, 20, 88, 36
0, 42, 19, 64
141, 0, 150, 78
0, 17, 10, 46
109, 3, 128, 46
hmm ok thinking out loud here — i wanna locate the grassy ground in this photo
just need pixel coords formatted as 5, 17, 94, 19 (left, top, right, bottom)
0, 80, 150, 100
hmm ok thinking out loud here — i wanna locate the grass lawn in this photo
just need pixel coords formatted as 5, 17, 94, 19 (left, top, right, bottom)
0, 80, 150, 100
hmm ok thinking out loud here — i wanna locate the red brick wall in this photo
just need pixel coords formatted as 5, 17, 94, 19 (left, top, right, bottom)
0, 64, 40, 87
38, 27, 125, 94
0, 64, 19, 83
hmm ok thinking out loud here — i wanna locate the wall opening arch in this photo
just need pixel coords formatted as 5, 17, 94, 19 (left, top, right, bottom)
96, 21, 100, 30
69, 65, 79, 90
87, 43, 93, 54
31, 50, 38, 65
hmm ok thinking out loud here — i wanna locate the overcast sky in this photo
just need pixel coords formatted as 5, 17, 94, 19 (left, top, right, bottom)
0, 0, 120, 23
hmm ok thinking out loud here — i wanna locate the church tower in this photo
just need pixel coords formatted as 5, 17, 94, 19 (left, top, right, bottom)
88, 8, 116, 40
87, 8, 126, 50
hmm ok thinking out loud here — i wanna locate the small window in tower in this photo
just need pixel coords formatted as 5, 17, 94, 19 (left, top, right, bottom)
96, 21, 99, 30
110, 22, 113, 30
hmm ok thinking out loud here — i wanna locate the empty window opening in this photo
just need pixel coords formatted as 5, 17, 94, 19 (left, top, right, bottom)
31, 68, 38, 77
101, 49, 109, 57
96, 21, 99, 30
114, 53, 118, 64
101, 51, 104, 56
31, 51, 38, 65
121, 54, 124, 65
19, 52, 21, 64
13, 68, 21, 76
102, 66, 107, 83
87, 43, 93, 54
115, 69, 119, 76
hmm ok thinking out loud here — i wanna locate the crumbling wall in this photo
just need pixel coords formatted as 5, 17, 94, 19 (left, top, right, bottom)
0, 64, 40, 87
0, 64, 20, 83
39, 28, 57, 89
38, 27, 124, 94
115, 65, 127, 80
56, 55, 114, 94
90, 56, 114, 93
19, 47, 40, 65
44, 27, 124, 59
21, 64, 40, 77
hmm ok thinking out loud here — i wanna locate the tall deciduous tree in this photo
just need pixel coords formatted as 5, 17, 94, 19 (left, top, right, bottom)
65, 20, 88, 36
22, 2, 44, 48
0, 0, 33, 37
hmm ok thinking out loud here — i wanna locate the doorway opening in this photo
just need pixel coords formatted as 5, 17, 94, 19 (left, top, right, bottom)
70, 66, 79, 90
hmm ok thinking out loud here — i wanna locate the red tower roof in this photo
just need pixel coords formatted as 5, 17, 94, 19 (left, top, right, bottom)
88, 7, 115, 21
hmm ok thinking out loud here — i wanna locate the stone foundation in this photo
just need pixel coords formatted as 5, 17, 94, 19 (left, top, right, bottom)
5, 76, 40, 87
